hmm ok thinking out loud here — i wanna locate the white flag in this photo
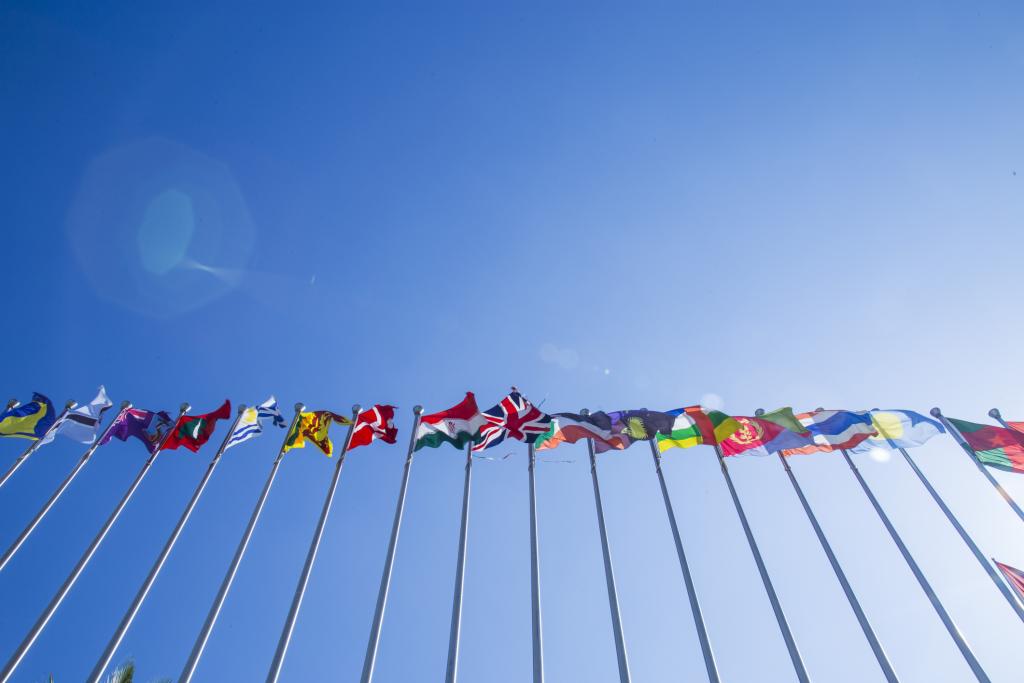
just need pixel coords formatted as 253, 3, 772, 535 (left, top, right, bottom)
41, 386, 114, 445
225, 396, 286, 450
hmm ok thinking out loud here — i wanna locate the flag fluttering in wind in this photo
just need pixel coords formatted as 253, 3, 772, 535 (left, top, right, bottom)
225, 396, 286, 450
0, 393, 56, 441
994, 560, 1024, 602
722, 408, 814, 456
474, 389, 551, 452
284, 411, 353, 457
350, 405, 399, 449
100, 408, 174, 453
656, 406, 741, 452
781, 410, 877, 456
947, 418, 1024, 473
414, 393, 487, 451
40, 386, 113, 445
848, 410, 945, 455
535, 411, 629, 452
163, 400, 232, 452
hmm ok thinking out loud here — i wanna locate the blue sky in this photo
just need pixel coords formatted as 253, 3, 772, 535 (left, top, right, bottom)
2, 1, 1024, 681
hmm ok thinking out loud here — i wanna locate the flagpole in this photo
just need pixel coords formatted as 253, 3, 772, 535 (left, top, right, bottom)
931, 408, 1024, 524
0, 403, 190, 683
840, 448, 990, 682
0, 402, 131, 573
444, 439, 474, 683
714, 445, 809, 683
359, 405, 423, 683
0, 400, 76, 491
265, 405, 360, 683
87, 404, 247, 683
528, 442, 545, 683
895, 442, 1024, 623
646, 440, 718, 683
178, 404, 306, 683
583, 410, 631, 683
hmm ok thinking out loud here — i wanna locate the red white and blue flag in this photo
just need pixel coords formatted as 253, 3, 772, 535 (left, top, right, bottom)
995, 560, 1024, 603
474, 389, 551, 452
782, 409, 877, 456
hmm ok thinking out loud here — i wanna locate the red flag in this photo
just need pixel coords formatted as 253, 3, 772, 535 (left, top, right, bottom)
349, 405, 398, 450
164, 400, 232, 453
995, 560, 1024, 603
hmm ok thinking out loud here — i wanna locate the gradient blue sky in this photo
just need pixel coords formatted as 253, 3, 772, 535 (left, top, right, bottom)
2, 2, 1024, 681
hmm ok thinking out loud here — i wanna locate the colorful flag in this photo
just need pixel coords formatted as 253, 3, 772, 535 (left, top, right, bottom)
995, 560, 1024, 603
474, 389, 551, 452
721, 409, 815, 456
100, 408, 174, 453
535, 411, 629, 452
656, 406, 741, 452
781, 410, 877, 456
0, 393, 57, 441
350, 404, 398, 449
40, 386, 113, 445
163, 400, 232, 453
414, 393, 487, 451
225, 396, 287, 450
284, 411, 353, 457
848, 410, 945, 455
947, 418, 1024, 472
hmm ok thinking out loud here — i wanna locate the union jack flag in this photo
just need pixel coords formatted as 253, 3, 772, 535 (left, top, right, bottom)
473, 389, 552, 452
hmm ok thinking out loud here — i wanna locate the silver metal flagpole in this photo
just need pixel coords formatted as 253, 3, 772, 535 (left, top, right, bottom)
584, 410, 631, 683
265, 406, 360, 683
444, 439, 474, 683
714, 444, 809, 683
932, 408, 1024, 524
0, 399, 76, 491
528, 442, 545, 683
0, 401, 131, 573
0, 403, 190, 683
87, 404, 248, 683
894, 440, 1024, 623
646, 440, 718, 683
840, 448, 990, 682
178, 404, 306, 683
359, 405, 423, 683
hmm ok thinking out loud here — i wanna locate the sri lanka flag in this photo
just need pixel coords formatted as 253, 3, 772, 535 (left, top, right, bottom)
0, 393, 56, 440
781, 409, 877, 456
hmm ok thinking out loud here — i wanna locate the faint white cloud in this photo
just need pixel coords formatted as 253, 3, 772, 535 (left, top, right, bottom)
539, 343, 580, 370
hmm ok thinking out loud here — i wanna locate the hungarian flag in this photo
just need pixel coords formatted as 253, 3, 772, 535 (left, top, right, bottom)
995, 560, 1024, 602
535, 411, 628, 452
284, 411, 353, 457
656, 406, 741, 453
947, 418, 1024, 472
163, 400, 232, 452
722, 409, 814, 456
781, 410, 877, 456
414, 393, 487, 451
350, 405, 398, 450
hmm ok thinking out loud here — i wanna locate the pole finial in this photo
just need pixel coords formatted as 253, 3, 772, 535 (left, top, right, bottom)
930, 407, 942, 418
580, 408, 590, 416
120, 400, 132, 409
294, 402, 305, 413
352, 404, 362, 416
754, 408, 765, 416
989, 408, 1002, 419
413, 405, 424, 415
237, 404, 247, 415
64, 399, 77, 410
180, 402, 191, 414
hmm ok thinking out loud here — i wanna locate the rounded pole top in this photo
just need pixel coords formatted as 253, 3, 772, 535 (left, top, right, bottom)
120, 400, 132, 409
352, 403, 362, 415
237, 404, 247, 415
413, 405, 424, 415
64, 399, 77, 410
180, 402, 191, 414
989, 408, 1002, 419
930, 407, 942, 418
294, 402, 305, 413
580, 408, 590, 416
754, 408, 765, 416
815, 406, 824, 412
5, 398, 16, 409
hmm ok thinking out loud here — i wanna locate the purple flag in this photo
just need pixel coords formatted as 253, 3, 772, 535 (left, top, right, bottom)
100, 408, 173, 453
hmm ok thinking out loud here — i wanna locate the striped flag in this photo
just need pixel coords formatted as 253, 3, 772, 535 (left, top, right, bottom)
225, 397, 287, 450
782, 409, 877, 456
40, 386, 113, 445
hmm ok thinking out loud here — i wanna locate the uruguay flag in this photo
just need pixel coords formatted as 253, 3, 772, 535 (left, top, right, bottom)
848, 410, 944, 454
225, 396, 287, 450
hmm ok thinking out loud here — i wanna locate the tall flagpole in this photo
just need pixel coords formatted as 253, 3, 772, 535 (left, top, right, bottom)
179, 404, 306, 683
840, 448, 990, 682
931, 408, 1024, 524
444, 440, 474, 683
714, 445, 809, 683
528, 442, 545, 683
87, 404, 248, 683
0, 403, 190, 683
646, 440, 718, 683
584, 410, 631, 683
0, 400, 76, 491
894, 441, 1024, 623
265, 406, 360, 683
0, 402, 131, 573
360, 405, 424, 683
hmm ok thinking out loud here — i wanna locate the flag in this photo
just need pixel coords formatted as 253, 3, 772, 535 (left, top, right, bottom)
414, 393, 487, 451
994, 560, 1024, 603
721, 409, 815, 456
0, 393, 57, 441
284, 411, 353, 457
40, 386, 113, 445
656, 406, 741, 452
100, 408, 174, 453
163, 400, 232, 453
474, 389, 551, 452
947, 418, 1024, 473
535, 411, 629, 452
848, 410, 945, 455
350, 404, 398, 449
781, 410, 877, 456
225, 396, 287, 450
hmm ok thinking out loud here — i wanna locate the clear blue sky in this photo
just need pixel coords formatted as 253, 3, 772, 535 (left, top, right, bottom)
2, 1, 1024, 681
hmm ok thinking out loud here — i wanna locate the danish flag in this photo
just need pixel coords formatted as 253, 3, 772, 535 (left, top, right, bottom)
473, 389, 552, 452
349, 404, 399, 450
